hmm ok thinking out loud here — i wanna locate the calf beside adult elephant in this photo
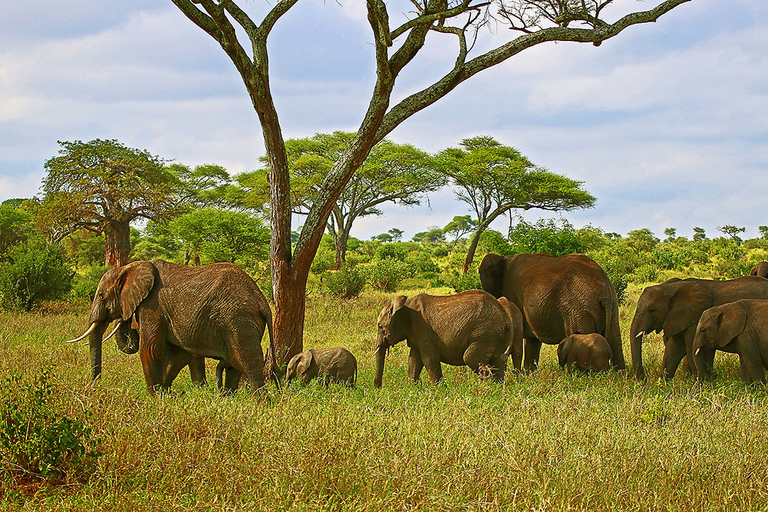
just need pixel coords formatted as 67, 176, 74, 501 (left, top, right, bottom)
629, 276, 768, 380
374, 290, 521, 387
478, 253, 625, 372
67, 259, 275, 394
692, 299, 768, 384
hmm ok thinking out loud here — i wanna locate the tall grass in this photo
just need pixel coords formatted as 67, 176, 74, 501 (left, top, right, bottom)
1, 285, 767, 510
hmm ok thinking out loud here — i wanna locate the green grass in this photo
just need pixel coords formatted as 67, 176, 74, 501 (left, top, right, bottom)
1, 285, 767, 511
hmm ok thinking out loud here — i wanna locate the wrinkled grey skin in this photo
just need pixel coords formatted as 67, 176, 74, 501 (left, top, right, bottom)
479, 253, 624, 372
558, 333, 612, 373
630, 277, 768, 381
750, 261, 768, 278
496, 297, 524, 372
286, 347, 357, 386
74, 259, 275, 395
374, 290, 515, 387
693, 299, 768, 384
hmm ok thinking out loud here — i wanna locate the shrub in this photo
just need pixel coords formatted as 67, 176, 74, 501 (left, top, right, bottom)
0, 238, 73, 311
70, 266, 109, 300
631, 264, 659, 284
322, 265, 366, 299
366, 258, 410, 291
0, 369, 101, 486
447, 269, 481, 292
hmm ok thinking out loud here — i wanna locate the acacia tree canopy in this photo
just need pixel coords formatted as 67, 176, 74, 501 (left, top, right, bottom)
169, 0, 692, 367
436, 136, 596, 271
241, 132, 445, 268
40, 139, 182, 267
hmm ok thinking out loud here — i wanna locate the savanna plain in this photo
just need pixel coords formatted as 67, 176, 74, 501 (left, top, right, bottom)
2, 282, 768, 511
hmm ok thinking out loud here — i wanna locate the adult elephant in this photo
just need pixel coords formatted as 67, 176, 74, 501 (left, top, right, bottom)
629, 276, 768, 381
66, 260, 275, 394
478, 253, 624, 371
750, 261, 768, 278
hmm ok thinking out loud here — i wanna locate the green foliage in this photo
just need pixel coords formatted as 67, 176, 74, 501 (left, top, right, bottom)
406, 251, 440, 275
0, 369, 101, 484
0, 204, 32, 259
630, 263, 659, 284
508, 218, 587, 256
321, 265, 367, 299
598, 260, 629, 305
0, 237, 73, 311
69, 266, 109, 300
447, 269, 481, 292
365, 258, 411, 291
167, 208, 269, 268
477, 229, 512, 256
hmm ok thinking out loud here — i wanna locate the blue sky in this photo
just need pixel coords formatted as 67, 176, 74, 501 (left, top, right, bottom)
1, 0, 767, 242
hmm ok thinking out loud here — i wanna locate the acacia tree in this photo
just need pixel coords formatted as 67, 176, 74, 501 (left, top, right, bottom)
437, 136, 596, 272
40, 139, 181, 267
170, 0, 691, 368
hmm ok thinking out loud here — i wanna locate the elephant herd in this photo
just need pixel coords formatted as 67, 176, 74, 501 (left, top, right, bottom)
66, 257, 768, 395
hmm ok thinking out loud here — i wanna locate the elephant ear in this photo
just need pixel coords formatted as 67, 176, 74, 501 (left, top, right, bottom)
118, 261, 155, 321
663, 282, 712, 336
478, 253, 505, 298
716, 303, 747, 348
297, 352, 318, 383
557, 337, 573, 368
391, 295, 408, 317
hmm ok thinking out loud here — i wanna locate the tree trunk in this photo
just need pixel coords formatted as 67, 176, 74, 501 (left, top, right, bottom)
334, 227, 351, 269
104, 220, 131, 267
268, 258, 310, 374
462, 229, 484, 274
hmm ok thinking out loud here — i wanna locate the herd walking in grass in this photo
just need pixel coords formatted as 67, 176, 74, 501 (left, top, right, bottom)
66, 254, 768, 394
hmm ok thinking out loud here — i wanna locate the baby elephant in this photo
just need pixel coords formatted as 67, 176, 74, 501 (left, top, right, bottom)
693, 299, 768, 384
286, 347, 357, 386
557, 333, 612, 373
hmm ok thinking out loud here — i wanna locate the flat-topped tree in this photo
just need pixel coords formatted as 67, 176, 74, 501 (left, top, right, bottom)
169, 0, 692, 369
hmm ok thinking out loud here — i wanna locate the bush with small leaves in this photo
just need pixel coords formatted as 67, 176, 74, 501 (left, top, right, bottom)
447, 269, 481, 293
0, 369, 101, 487
322, 265, 366, 299
366, 258, 410, 292
0, 237, 73, 311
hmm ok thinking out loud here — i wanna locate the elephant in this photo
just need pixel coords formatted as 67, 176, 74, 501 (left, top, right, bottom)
692, 299, 768, 384
374, 290, 517, 387
629, 276, 768, 381
497, 297, 524, 372
66, 259, 275, 395
750, 261, 768, 278
478, 253, 625, 372
286, 347, 357, 386
557, 333, 612, 373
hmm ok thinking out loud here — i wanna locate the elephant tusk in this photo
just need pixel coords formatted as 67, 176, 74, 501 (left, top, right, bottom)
373, 346, 380, 356
101, 322, 121, 345
65, 322, 97, 344
695, 347, 701, 356
635, 331, 646, 339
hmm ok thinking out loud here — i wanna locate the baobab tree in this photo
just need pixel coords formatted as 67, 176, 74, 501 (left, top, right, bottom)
169, 0, 692, 369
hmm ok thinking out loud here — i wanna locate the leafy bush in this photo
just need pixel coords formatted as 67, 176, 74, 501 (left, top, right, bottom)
322, 265, 366, 299
70, 266, 109, 300
631, 264, 659, 284
366, 258, 410, 291
509, 218, 586, 256
0, 369, 101, 485
0, 238, 73, 311
447, 269, 481, 292
406, 251, 440, 275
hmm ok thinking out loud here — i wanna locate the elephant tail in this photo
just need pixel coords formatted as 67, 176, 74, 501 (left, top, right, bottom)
601, 297, 625, 370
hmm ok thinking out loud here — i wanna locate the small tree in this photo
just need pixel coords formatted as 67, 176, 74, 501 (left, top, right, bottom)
0, 237, 73, 311
693, 227, 707, 242
718, 225, 746, 243
436, 136, 595, 272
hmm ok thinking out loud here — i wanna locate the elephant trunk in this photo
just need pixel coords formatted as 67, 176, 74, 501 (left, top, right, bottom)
629, 314, 647, 381
88, 322, 108, 382
373, 344, 387, 388
115, 321, 139, 354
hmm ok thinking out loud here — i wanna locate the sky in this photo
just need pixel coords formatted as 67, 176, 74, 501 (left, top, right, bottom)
1, 0, 767, 242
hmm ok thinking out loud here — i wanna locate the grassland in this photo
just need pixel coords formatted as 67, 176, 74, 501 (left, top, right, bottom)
1, 283, 767, 511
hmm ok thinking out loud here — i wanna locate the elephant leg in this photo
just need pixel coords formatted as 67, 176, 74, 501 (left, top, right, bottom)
738, 352, 766, 385
140, 346, 166, 395
223, 367, 243, 394
408, 347, 424, 383
224, 329, 266, 393
162, 354, 188, 389
523, 338, 542, 371
187, 356, 207, 386
418, 345, 443, 385
661, 337, 687, 380
681, 328, 697, 376
464, 342, 505, 382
